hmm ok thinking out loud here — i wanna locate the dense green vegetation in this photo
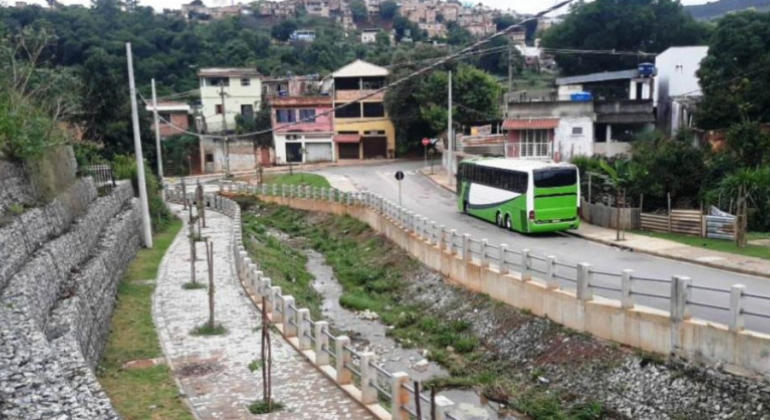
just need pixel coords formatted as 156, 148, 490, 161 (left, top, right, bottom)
98, 218, 191, 420
541, 0, 711, 75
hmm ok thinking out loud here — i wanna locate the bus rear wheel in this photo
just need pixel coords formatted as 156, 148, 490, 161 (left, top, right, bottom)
463, 201, 469, 214
505, 214, 512, 231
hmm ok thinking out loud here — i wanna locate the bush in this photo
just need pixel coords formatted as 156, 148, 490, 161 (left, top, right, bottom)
248, 401, 283, 414
191, 322, 227, 336
112, 154, 174, 232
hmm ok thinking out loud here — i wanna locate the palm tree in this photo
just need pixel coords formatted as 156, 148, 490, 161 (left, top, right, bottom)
600, 159, 645, 241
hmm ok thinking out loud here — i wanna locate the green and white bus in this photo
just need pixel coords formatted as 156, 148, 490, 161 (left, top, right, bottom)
456, 158, 580, 233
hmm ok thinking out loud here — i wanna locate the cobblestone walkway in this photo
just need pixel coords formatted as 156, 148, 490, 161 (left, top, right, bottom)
154, 205, 374, 419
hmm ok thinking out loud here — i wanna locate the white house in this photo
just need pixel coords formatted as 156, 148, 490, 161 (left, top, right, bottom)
655, 46, 709, 136
198, 68, 263, 134
361, 29, 380, 44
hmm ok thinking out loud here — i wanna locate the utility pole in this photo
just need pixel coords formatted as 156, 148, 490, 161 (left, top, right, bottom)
151, 78, 165, 202
126, 43, 153, 248
447, 70, 454, 188
219, 82, 231, 178
508, 43, 514, 99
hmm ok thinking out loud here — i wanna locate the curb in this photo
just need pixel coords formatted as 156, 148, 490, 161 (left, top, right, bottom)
417, 168, 456, 194
563, 230, 770, 280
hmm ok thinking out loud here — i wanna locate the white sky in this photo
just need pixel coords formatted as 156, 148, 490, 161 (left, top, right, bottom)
19, 0, 711, 15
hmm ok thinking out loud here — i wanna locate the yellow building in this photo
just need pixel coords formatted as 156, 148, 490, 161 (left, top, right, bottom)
331, 60, 396, 160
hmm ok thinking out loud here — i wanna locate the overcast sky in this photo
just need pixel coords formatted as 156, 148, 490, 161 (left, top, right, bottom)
19, 0, 711, 15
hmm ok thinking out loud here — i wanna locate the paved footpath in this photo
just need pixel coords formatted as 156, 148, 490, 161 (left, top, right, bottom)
154, 204, 374, 420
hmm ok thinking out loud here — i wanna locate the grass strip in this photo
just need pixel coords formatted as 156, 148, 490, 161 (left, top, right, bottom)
98, 218, 193, 420
263, 172, 330, 188
632, 230, 769, 260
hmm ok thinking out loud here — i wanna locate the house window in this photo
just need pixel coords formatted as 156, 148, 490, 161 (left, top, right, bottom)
286, 134, 301, 140
299, 109, 317, 122
335, 102, 362, 118
215, 104, 224, 115
208, 77, 229, 87
241, 78, 251, 87
241, 104, 254, 117
276, 109, 296, 123
520, 129, 551, 158
572, 126, 583, 135
158, 112, 171, 122
205, 154, 214, 163
363, 103, 385, 117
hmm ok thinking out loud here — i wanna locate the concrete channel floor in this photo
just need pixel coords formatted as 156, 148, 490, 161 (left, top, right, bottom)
153, 204, 375, 420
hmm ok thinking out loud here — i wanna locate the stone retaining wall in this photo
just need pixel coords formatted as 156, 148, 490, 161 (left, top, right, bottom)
0, 161, 142, 419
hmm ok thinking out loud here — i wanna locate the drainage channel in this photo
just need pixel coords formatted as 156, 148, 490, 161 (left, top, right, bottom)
306, 249, 522, 420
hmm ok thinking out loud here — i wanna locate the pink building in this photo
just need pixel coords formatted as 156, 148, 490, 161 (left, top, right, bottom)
271, 96, 336, 164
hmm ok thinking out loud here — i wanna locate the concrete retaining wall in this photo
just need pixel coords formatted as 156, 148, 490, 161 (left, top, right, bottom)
235, 188, 770, 377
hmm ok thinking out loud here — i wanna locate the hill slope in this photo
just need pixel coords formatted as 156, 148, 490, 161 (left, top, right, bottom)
685, 0, 770, 20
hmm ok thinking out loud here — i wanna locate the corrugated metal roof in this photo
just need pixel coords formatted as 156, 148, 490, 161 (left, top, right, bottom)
502, 118, 559, 130
556, 69, 639, 86
198, 68, 262, 78
332, 60, 389, 78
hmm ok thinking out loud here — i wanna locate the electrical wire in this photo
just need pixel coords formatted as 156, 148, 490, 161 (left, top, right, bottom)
139, 0, 578, 140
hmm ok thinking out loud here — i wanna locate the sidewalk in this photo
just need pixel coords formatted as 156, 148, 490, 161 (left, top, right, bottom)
417, 166, 770, 279
153, 205, 374, 419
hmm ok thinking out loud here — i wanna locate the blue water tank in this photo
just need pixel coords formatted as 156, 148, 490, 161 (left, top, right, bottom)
570, 92, 593, 102
638, 63, 657, 78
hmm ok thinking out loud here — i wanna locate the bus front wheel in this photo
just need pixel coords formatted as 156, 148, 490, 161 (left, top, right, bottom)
463, 201, 469, 214
495, 211, 503, 227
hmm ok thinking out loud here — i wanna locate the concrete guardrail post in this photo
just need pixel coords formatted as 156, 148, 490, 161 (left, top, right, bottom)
462, 234, 471, 261
438, 225, 446, 251
270, 287, 283, 323
297, 308, 311, 351
360, 352, 378, 405
480, 239, 489, 267
521, 249, 531, 281
248, 263, 258, 295
449, 230, 458, 254
238, 251, 248, 281
671, 276, 691, 322
429, 222, 437, 245
577, 263, 593, 301
390, 372, 410, 420
335, 336, 352, 384
621, 269, 634, 309
729, 284, 746, 332
283, 296, 297, 338
545, 255, 558, 289
315, 321, 330, 365
434, 395, 456, 420
499, 244, 509, 275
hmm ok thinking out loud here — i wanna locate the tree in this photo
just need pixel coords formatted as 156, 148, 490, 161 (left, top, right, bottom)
271, 19, 298, 41
600, 158, 646, 240
541, 0, 711, 75
375, 31, 391, 48
380, 0, 399, 20
696, 11, 770, 130
350, 0, 368, 23
724, 120, 770, 169
446, 22, 473, 45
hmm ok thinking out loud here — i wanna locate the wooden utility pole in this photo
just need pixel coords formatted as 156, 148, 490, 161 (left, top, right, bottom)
206, 240, 215, 327
197, 181, 206, 228
261, 297, 273, 409
508, 43, 514, 99
188, 205, 197, 285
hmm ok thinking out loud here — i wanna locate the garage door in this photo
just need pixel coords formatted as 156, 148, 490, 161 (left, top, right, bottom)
362, 137, 387, 159
305, 143, 333, 163
338, 143, 359, 160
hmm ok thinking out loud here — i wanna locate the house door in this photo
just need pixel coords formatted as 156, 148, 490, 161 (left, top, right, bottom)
305, 143, 333, 163
285, 143, 302, 163
338, 143, 359, 159
259, 148, 271, 167
362, 137, 387, 159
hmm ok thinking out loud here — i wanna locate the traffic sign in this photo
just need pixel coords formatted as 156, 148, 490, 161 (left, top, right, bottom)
422, 138, 430, 147
395, 171, 405, 181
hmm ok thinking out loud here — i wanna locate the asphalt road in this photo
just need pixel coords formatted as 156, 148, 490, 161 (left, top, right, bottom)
315, 160, 770, 334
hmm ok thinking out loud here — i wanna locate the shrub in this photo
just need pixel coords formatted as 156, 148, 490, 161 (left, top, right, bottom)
112, 154, 174, 232
248, 401, 284, 414
191, 322, 227, 336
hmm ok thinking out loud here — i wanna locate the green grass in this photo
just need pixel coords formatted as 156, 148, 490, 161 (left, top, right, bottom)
248, 400, 284, 414
191, 322, 228, 336
98, 218, 193, 420
263, 172, 330, 188
633, 230, 770, 260
181, 282, 207, 290
248, 359, 263, 372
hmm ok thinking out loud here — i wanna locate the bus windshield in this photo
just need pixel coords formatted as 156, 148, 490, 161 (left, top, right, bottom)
534, 168, 577, 188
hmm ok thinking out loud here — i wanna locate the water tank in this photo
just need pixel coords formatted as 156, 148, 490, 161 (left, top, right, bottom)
638, 63, 657, 78
570, 92, 593, 102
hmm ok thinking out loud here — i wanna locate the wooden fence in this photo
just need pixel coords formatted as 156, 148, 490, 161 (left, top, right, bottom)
641, 210, 702, 236
580, 199, 640, 230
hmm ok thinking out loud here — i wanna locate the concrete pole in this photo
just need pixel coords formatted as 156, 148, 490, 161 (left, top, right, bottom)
151, 78, 164, 201
729, 285, 746, 332
126, 43, 153, 248
447, 70, 454, 188
315, 321, 330, 366
219, 82, 231, 178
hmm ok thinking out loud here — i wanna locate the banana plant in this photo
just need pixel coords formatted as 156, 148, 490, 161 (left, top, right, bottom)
599, 159, 646, 241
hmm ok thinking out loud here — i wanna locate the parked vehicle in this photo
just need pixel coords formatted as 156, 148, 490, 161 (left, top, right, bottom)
456, 158, 581, 233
